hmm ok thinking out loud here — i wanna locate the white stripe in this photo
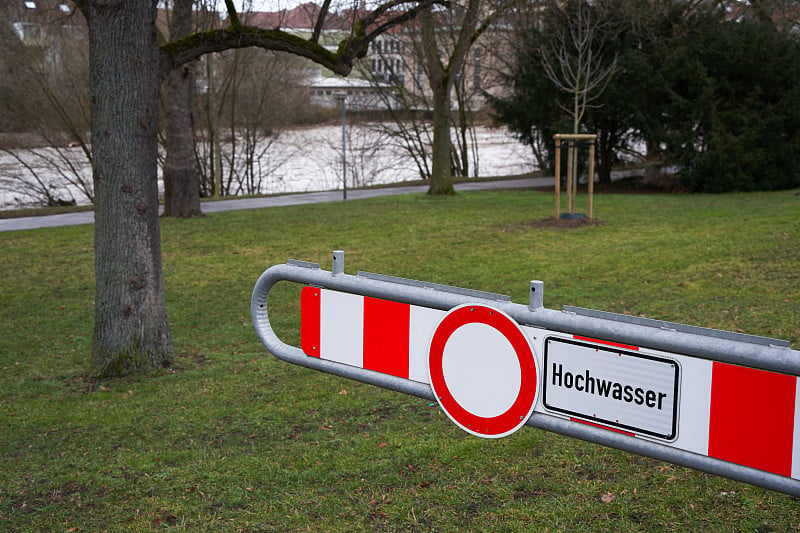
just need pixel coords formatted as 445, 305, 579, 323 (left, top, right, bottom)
320, 290, 363, 368
408, 305, 444, 384
792, 377, 800, 479
313, 289, 800, 482
671, 356, 713, 454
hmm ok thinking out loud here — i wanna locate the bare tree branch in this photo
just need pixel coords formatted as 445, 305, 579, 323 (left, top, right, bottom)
161, 0, 444, 77
224, 0, 241, 27
539, 0, 618, 132
312, 0, 333, 43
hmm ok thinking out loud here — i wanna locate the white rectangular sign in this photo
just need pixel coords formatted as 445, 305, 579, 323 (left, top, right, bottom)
543, 337, 680, 440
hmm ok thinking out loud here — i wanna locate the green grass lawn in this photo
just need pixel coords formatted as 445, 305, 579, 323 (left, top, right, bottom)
1, 188, 799, 531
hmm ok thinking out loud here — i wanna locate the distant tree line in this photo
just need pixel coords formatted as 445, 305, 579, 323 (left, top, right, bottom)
490, 0, 800, 192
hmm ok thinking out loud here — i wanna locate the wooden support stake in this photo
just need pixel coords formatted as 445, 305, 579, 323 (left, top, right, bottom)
567, 141, 574, 214
553, 133, 597, 220
554, 135, 561, 219
588, 141, 595, 220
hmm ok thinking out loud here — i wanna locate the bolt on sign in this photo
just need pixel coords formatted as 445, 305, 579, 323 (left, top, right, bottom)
252, 251, 800, 497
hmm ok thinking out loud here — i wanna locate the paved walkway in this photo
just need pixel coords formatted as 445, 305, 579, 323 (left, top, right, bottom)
0, 176, 554, 233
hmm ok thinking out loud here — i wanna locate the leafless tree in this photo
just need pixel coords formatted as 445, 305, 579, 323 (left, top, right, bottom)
419, 0, 512, 194
72, 0, 444, 377
361, 72, 435, 181
539, 0, 618, 212
540, 0, 619, 135
363, 1, 511, 190
0, 144, 92, 207
193, 47, 311, 197
0, 4, 93, 207
344, 123, 410, 188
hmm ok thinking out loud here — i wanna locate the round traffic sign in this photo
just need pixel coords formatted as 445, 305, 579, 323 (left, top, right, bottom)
428, 304, 539, 438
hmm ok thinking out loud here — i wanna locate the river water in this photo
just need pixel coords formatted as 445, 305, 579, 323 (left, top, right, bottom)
0, 124, 537, 210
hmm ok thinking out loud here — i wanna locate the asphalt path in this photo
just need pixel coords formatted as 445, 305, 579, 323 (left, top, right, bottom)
0, 176, 555, 233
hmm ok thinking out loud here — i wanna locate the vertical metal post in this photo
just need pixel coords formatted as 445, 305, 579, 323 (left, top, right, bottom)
529, 280, 544, 310
332, 93, 347, 200
340, 95, 347, 201
332, 250, 344, 275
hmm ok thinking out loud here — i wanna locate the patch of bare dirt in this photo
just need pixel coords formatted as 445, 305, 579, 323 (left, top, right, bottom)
526, 217, 603, 229
495, 216, 602, 233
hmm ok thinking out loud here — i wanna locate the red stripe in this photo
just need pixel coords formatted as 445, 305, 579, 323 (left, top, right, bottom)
363, 297, 410, 379
708, 362, 796, 477
573, 335, 639, 352
570, 417, 635, 437
300, 286, 321, 357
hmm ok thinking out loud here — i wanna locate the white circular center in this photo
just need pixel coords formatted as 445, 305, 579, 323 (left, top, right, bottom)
441, 322, 522, 418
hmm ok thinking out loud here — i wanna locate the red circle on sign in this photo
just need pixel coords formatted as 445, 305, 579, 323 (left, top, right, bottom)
428, 304, 539, 438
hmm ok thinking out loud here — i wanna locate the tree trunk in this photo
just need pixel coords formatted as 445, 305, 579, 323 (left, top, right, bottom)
163, 0, 202, 217
421, 4, 454, 196
206, 54, 223, 197
84, 0, 173, 377
428, 76, 454, 195
163, 64, 201, 216
597, 128, 614, 184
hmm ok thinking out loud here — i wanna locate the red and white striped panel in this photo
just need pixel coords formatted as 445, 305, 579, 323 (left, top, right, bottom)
542, 341, 800, 480
301, 286, 444, 384
300, 286, 800, 480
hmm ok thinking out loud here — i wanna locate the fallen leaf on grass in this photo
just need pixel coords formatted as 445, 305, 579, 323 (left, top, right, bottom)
601, 492, 616, 503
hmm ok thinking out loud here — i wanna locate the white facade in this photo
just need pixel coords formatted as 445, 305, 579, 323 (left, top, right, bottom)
307, 76, 400, 110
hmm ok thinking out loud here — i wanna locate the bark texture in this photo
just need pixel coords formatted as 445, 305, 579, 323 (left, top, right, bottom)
429, 76, 455, 194
83, 0, 173, 377
163, 0, 202, 218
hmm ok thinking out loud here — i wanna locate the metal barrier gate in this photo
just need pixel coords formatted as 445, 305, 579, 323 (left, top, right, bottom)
252, 251, 800, 497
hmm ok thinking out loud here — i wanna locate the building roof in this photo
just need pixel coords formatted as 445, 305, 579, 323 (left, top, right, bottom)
243, 3, 353, 32
309, 75, 377, 89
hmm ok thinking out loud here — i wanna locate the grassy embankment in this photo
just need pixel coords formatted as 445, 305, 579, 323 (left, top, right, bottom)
1, 188, 798, 531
